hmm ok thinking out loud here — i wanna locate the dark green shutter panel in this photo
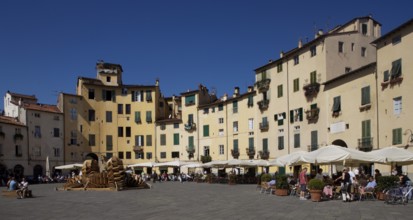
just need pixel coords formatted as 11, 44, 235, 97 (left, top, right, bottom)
290, 110, 294, 123
274, 114, 278, 121
299, 108, 303, 121
384, 70, 389, 82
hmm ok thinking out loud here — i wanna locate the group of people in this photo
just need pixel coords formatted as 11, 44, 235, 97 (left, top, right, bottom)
6, 176, 29, 199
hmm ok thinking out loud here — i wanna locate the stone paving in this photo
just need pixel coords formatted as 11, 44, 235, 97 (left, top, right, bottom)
1, 182, 413, 220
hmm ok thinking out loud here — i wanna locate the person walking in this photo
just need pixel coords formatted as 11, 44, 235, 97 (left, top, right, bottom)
299, 167, 308, 200
336, 168, 351, 202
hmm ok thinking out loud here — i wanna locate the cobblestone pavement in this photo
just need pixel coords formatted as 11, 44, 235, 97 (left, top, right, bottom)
1, 182, 412, 220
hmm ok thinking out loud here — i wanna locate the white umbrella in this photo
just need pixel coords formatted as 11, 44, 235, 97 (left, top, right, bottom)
227, 159, 260, 167
368, 146, 413, 165
301, 145, 381, 165
181, 162, 203, 168
46, 156, 50, 178
201, 160, 228, 168
128, 162, 158, 168
55, 163, 83, 170
154, 160, 196, 167
267, 159, 284, 167
273, 151, 309, 166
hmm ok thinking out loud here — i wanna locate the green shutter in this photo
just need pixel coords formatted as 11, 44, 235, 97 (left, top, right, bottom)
249, 137, 254, 149
233, 139, 238, 151
203, 125, 209, 137
263, 138, 268, 152
384, 70, 389, 82
189, 136, 194, 149
299, 108, 303, 121
135, 111, 141, 123
333, 96, 341, 112
290, 110, 294, 123
174, 133, 179, 145
391, 59, 402, 78
311, 131, 318, 150
361, 87, 370, 105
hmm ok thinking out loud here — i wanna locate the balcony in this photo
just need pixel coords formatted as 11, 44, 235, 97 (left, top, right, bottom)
305, 108, 320, 122
259, 122, 269, 131
258, 150, 270, 160
303, 82, 320, 97
358, 137, 373, 152
133, 146, 144, 154
186, 146, 195, 159
184, 122, 196, 131
246, 147, 255, 159
258, 100, 269, 111
231, 149, 240, 159
255, 78, 271, 92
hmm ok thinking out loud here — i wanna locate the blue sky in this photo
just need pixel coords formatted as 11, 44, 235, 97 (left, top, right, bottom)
1, 0, 412, 111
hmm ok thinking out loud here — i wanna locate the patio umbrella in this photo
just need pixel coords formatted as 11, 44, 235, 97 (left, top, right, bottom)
227, 159, 257, 167
128, 162, 158, 168
46, 156, 50, 178
55, 163, 83, 170
367, 146, 413, 165
154, 160, 198, 167
201, 160, 228, 168
272, 151, 309, 166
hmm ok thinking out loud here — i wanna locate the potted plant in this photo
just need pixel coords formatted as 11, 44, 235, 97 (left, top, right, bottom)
261, 173, 272, 183
376, 176, 399, 200
308, 178, 325, 202
275, 174, 289, 196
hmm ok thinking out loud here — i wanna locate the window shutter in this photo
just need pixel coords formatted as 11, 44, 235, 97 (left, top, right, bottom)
384, 70, 389, 82
290, 110, 294, 123
299, 108, 303, 121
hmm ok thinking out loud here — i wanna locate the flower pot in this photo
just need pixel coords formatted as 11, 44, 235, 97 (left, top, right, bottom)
275, 188, 288, 196
309, 189, 322, 202
376, 191, 385, 200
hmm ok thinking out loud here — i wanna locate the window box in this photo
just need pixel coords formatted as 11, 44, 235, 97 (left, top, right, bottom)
359, 104, 371, 111
133, 146, 144, 153
231, 149, 240, 159
303, 83, 320, 97
305, 108, 320, 122
258, 150, 270, 160
184, 122, 196, 131
258, 100, 270, 111
255, 79, 271, 92
246, 147, 255, 159
14, 133, 23, 141
259, 122, 269, 131
358, 137, 373, 152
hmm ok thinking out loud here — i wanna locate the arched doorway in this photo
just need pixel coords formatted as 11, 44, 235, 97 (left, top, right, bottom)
14, 164, 24, 179
332, 139, 348, 148
33, 165, 43, 179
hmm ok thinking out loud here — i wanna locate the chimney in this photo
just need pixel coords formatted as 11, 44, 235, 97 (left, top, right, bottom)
315, 29, 323, 38
248, 86, 253, 92
280, 51, 284, 58
222, 93, 228, 101
298, 39, 303, 48
155, 79, 159, 86
233, 87, 240, 97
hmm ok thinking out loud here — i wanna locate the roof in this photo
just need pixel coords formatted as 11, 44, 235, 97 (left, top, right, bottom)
0, 115, 25, 126
7, 91, 37, 101
96, 62, 123, 72
23, 103, 62, 114
371, 17, 413, 45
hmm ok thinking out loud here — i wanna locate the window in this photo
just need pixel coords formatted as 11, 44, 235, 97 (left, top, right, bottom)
34, 126, 41, 138
118, 104, 123, 114
203, 108, 209, 114
233, 139, 238, 152
278, 136, 284, 150
15, 145, 22, 157
135, 111, 141, 123
218, 104, 223, 111
146, 90, 152, 102
188, 114, 194, 124
293, 55, 299, 65
135, 151, 144, 159
361, 86, 370, 105
293, 78, 299, 92
290, 108, 303, 123
362, 120, 371, 140
125, 104, 131, 114
121, 88, 128, 96
174, 133, 179, 145
275, 113, 286, 126
393, 97, 402, 115
332, 96, 341, 114
132, 91, 143, 102
351, 43, 355, 51
185, 95, 195, 105
160, 134, 166, 146
263, 138, 268, 152
70, 108, 77, 120
102, 90, 115, 101
392, 35, 401, 45
172, 152, 180, 158
392, 128, 402, 145
233, 121, 238, 132
310, 130, 318, 151
384, 70, 390, 82
160, 152, 166, 159
361, 47, 366, 57
70, 130, 77, 145
188, 136, 194, 149
391, 59, 402, 79
33, 146, 41, 157
125, 127, 131, 137
118, 152, 124, 159
135, 135, 144, 146
106, 76, 111, 82
106, 111, 112, 123
146, 152, 152, 159
233, 101, 238, 113
106, 135, 113, 151
89, 134, 95, 146
277, 85, 283, 98
126, 151, 131, 159
53, 147, 60, 157
361, 23, 368, 35
203, 125, 209, 137
88, 89, 95, 99
310, 45, 316, 57
248, 118, 254, 130
174, 123, 179, 129
277, 63, 283, 72
219, 145, 224, 155
310, 71, 317, 84
218, 129, 224, 136
146, 135, 152, 146
53, 128, 60, 137
118, 127, 124, 137
247, 95, 253, 107
34, 113, 40, 118
294, 133, 300, 148
248, 137, 254, 150
146, 111, 152, 123
204, 146, 210, 156
88, 110, 95, 121
219, 118, 224, 124
106, 153, 113, 159
338, 41, 344, 53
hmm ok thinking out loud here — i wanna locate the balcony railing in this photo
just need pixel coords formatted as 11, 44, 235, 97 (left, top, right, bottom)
258, 99, 269, 111
231, 149, 240, 159
358, 137, 373, 152
259, 122, 269, 131
258, 150, 270, 160
133, 146, 144, 153
184, 122, 196, 131
255, 78, 271, 92
186, 146, 195, 159
303, 82, 320, 97
305, 108, 320, 122
246, 147, 255, 159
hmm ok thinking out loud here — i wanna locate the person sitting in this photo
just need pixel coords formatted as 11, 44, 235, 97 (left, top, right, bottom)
359, 176, 376, 199
7, 177, 17, 191
16, 177, 29, 199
